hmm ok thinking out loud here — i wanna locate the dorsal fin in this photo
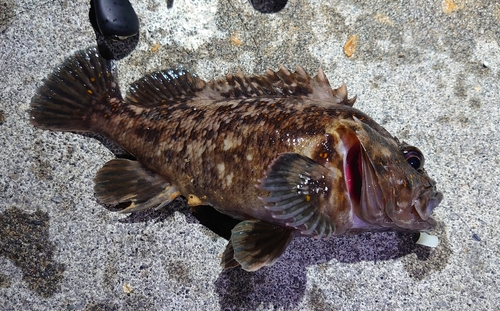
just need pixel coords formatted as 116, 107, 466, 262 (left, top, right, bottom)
125, 69, 206, 107
125, 66, 356, 107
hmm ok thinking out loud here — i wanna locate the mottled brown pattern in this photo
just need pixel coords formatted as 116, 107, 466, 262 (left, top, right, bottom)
91, 96, 374, 225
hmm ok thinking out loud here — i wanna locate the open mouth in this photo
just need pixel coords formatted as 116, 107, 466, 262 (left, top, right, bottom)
344, 139, 362, 204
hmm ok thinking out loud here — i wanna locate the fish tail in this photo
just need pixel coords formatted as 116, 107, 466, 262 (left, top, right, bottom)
30, 47, 121, 132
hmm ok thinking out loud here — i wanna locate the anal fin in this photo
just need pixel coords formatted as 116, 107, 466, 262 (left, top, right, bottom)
221, 220, 294, 271
220, 242, 239, 270
94, 159, 181, 213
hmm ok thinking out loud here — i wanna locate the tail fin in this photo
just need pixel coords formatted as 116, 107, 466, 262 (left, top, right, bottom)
30, 47, 121, 132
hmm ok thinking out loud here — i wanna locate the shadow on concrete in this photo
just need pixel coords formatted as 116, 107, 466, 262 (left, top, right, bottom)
105, 198, 450, 311
213, 225, 449, 311
0, 207, 65, 297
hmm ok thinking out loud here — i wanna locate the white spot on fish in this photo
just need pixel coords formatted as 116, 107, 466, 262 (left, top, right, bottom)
246, 154, 253, 161
217, 163, 225, 178
226, 172, 234, 187
129, 105, 145, 115
223, 138, 234, 151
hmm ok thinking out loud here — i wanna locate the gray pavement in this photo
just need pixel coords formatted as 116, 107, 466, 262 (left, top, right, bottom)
1, 0, 499, 310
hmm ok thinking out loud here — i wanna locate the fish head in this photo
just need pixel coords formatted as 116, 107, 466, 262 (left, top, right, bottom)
338, 117, 443, 232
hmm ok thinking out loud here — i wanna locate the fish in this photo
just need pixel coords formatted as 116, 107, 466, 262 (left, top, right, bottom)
30, 47, 443, 271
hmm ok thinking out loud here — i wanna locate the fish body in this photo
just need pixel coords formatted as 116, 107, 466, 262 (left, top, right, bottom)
30, 48, 442, 271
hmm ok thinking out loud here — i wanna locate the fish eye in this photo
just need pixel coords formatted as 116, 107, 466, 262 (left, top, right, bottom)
403, 147, 425, 170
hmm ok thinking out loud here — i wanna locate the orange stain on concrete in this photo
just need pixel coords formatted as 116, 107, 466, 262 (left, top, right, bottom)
344, 35, 359, 58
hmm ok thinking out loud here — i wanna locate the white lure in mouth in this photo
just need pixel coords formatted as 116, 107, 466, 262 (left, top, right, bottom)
416, 232, 439, 248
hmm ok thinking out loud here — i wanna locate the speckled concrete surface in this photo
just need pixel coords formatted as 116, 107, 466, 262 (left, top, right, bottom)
1, 0, 499, 310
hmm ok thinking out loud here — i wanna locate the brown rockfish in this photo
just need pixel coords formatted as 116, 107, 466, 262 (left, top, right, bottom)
30, 48, 443, 271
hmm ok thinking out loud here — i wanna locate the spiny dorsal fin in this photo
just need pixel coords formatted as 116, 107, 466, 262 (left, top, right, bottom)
125, 66, 356, 107
125, 69, 206, 107
200, 66, 356, 105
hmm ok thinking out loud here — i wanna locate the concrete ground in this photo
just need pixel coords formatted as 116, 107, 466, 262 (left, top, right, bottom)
1, 0, 499, 310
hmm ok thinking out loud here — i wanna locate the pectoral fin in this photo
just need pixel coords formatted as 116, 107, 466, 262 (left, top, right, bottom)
221, 220, 294, 271
94, 159, 181, 213
259, 153, 336, 238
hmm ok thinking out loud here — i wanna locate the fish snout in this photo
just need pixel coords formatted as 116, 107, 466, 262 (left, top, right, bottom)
414, 189, 443, 221
426, 191, 443, 216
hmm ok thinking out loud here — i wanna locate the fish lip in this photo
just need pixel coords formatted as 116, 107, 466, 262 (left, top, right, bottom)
414, 188, 443, 221
424, 190, 443, 219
